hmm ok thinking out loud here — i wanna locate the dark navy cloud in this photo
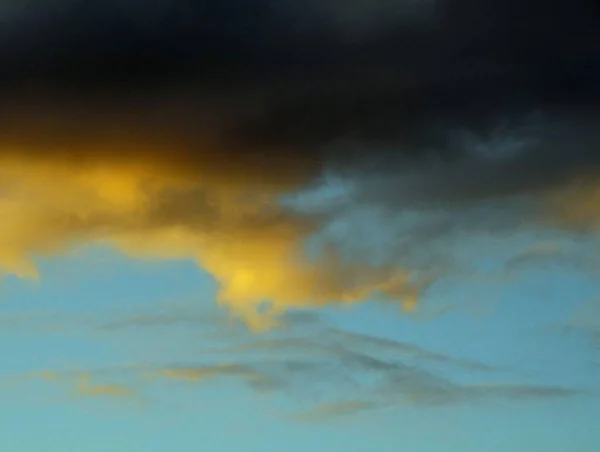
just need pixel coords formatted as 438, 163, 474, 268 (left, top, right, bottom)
0, 0, 599, 203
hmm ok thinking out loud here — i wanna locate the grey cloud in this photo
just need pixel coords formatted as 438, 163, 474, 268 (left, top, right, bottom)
149, 349, 579, 417
95, 307, 321, 333
503, 241, 600, 275
96, 311, 220, 332
560, 325, 600, 350
556, 299, 600, 350
3, 303, 582, 418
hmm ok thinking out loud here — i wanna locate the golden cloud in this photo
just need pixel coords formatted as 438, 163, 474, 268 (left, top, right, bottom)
0, 147, 418, 330
76, 374, 134, 398
157, 364, 264, 385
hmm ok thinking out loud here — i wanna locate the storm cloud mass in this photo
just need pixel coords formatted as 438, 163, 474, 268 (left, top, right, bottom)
1, 0, 598, 165
0, 0, 599, 325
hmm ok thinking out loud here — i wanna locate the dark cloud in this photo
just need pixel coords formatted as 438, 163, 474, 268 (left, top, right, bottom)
0, 0, 598, 179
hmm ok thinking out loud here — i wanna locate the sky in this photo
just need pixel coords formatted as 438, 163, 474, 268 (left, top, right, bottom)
1, 0, 600, 451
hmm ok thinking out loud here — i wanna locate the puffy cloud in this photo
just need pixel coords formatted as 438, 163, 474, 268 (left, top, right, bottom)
0, 0, 599, 325
0, 156, 420, 328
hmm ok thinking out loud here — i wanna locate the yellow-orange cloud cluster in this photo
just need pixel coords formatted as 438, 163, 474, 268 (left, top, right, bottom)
0, 147, 417, 330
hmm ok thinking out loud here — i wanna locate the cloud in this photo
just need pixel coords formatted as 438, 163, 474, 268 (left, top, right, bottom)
0, 0, 599, 324
8, 360, 579, 419
206, 326, 500, 375
558, 299, 600, 350
94, 306, 323, 334
1, 306, 582, 418
147, 346, 580, 418
288, 401, 379, 422
133, 308, 579, 417
96, 310, 224, 332
0, 156, 421, 329
75, 373, 135, 398
123, 310, 582, 413
2, 0, 596, 163
154, 364, 267, 389
0, 368, 138, 404
502, 240, 600, 276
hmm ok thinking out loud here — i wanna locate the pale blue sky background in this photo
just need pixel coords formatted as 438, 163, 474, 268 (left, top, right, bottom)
1, 236, 599, 451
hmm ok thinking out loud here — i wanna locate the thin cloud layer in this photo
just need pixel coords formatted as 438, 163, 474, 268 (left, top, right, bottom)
2, 308, 581, 419
559, 299, 600, 350
1, 0, 599, 323
75, 373, 135, 398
